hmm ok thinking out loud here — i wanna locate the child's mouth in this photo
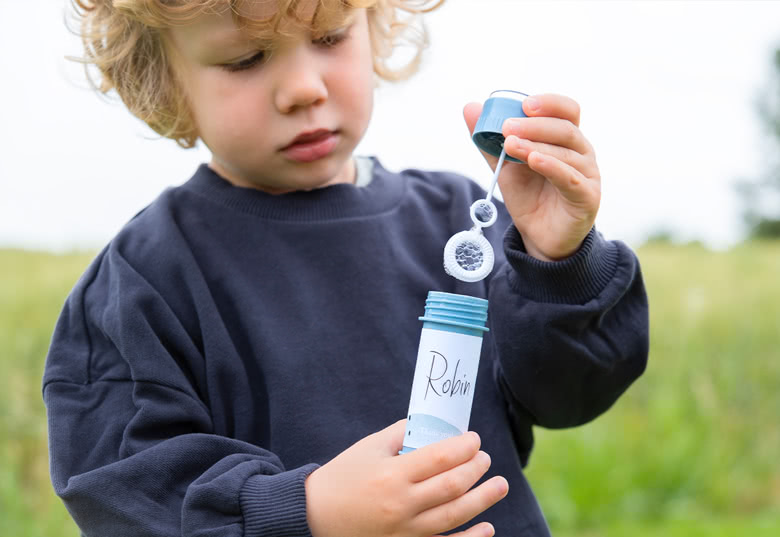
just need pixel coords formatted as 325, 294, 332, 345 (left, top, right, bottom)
281, 129, 339, 163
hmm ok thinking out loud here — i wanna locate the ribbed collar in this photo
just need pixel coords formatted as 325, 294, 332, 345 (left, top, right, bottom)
503, 226, 620, 305
182, 157, 405, 221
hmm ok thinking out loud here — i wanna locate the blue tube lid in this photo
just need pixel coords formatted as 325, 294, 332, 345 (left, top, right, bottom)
472, 90, 528, 163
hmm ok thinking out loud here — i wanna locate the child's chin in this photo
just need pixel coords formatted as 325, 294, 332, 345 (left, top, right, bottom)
290, 159, 354, 189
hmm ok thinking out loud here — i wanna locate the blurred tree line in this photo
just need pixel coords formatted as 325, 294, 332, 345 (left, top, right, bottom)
738, 46, 780, 238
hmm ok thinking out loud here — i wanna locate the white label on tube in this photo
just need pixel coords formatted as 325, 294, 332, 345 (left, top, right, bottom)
403, 327, 483, 450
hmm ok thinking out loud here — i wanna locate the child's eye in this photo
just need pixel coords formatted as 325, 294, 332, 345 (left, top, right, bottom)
313, 28, 350, 48
222, 50, 266, 72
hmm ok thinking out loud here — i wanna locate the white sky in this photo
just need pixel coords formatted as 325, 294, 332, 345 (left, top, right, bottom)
1, 0, 779, 251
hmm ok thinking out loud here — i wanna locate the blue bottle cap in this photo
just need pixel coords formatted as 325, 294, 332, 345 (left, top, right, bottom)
472, 90, 528, 163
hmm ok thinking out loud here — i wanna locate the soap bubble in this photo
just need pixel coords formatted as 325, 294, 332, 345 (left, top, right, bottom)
443, 229, 495, 283
455, 241, 484, 271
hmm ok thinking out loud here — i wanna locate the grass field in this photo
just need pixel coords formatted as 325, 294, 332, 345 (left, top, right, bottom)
1, 242, 779, 536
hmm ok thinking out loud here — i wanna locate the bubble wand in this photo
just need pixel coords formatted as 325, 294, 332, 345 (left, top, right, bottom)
443, 90, 528, 283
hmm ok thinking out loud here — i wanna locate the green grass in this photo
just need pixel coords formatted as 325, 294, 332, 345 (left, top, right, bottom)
1, 243, 779, 536
552, 517, 780, 537
526, 240, 780, 535
0, 249, 93, 537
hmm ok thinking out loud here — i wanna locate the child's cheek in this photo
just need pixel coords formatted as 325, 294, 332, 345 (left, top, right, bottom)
336, 59, 375, 130
197, 79, 271, 150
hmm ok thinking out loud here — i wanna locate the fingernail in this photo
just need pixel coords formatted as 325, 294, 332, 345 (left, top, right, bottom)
508, 136, 528, 148
484, 523, 495, 537
524, 97, 540, 112
477, 450, 491, 467
495, 477, 509, 496
502, 118, 519, 131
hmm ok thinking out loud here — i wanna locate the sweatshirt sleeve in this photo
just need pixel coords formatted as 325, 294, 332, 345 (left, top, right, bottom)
42, 247, 318, 537
488, 225, 649, 431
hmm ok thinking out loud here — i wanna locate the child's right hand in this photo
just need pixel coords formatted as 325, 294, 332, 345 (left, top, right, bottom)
305, 419, 508, 537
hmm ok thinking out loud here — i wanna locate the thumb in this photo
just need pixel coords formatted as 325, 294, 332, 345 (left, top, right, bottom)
371, 418, 407, 456
463, 101, 482, 137
463, 102, 499, 171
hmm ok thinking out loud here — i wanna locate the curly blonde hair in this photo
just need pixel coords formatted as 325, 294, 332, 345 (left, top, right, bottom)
70, 0, 445, 147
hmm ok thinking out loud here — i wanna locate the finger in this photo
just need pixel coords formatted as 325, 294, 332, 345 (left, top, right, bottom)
503, 117, 592, 156
463, 103, 499, 171
433, 521, 495, 537
411, 450, 491, 513
504, 135, 596, 178
415, 476, 509, 535
522, 93, 581, 126
400, 431, 481, 483
526, 151, 599, 207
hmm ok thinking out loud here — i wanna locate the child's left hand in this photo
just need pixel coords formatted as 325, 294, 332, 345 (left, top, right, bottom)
464, 94, 601, 261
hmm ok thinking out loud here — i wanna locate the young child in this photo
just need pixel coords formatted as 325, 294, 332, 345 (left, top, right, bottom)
44, 1, 649, 536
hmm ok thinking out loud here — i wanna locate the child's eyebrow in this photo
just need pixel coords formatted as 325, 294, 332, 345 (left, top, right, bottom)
184, 23, 271, 61
179, 3, 359, 60
235, 4, 359, 40
234, 0, 320, 22
200, 32, 249, 52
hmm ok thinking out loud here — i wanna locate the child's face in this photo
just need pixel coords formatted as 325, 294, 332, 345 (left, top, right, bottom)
166, 6, 375, 193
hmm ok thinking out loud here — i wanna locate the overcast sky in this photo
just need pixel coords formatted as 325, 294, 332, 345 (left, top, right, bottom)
2, 0, 779, 251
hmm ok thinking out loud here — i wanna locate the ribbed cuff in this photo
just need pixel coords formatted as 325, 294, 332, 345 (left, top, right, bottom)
503, 226, 619, 304
240, 464, 319, 537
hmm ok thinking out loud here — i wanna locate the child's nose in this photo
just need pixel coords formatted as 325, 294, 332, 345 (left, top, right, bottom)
273, 52, 328, 113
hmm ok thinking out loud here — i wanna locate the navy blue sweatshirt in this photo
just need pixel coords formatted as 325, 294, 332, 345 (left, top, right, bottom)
43, 159, 648, 536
